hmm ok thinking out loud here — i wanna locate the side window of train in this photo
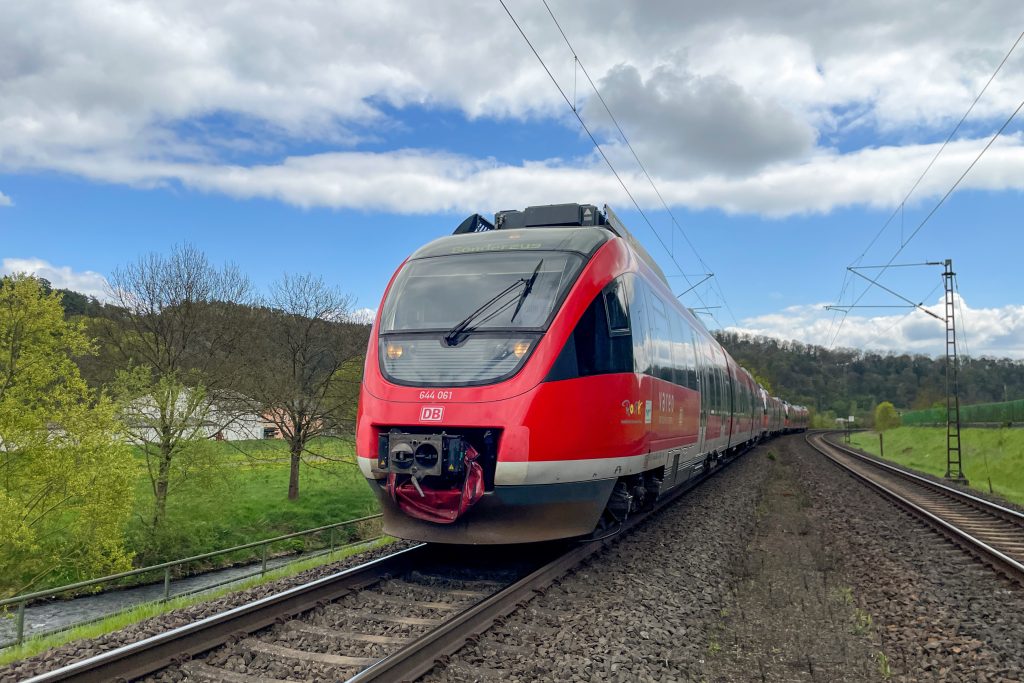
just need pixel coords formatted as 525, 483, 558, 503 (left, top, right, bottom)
647, 290, 674, 383
546, 277, 634, 381
626, 275, 652, 375
671, 313, 699, 390
603, 279, 630, 335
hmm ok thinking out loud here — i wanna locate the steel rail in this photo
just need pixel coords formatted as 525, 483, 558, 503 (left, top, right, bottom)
807, 432, 1024, 585
21, 545, 429, 683
24, 444, 754, 683
346, 447, 747, 683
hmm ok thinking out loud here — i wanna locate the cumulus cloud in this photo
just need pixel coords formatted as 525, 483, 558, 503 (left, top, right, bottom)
1, 1, 1023, 216
20, 134, 1024, 217
588, 62, 817, 175
729, 294, 1024, 359
0, 258, 110, 300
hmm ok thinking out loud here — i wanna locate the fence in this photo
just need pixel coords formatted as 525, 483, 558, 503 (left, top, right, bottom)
0, 513, 382, 648
901, 398, 1024, 427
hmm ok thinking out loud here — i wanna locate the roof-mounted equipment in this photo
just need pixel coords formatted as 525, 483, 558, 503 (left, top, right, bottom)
450, 202, 668, 285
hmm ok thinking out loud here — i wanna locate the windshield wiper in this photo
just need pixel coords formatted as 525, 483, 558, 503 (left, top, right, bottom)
510, 259, 543, 323
444, 279, 526, 346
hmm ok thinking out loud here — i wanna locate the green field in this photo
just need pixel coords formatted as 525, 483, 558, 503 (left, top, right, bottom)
126, 437, 380, 567
849, 427, 1024, 506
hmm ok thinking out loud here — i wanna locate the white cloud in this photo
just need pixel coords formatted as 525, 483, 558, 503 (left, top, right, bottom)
587, 61, 818, 175
0, 258, 109, 300
729, 294, 1024, 359
350, 308, 377, 325
19, 134, 1024, 217
2, 0, 1023, 220
0, 191, 11, 206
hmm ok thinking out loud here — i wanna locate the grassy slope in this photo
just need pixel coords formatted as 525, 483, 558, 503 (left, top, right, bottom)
849, 427, 1024, 506
127, 437, 380, 565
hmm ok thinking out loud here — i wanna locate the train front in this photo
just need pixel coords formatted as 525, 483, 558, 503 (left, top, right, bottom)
356, 224, 618, 544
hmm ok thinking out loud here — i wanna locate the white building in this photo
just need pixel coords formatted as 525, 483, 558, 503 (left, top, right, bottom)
121, 388, 264, 444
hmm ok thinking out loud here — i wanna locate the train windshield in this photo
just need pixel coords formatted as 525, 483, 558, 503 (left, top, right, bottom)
380, 251, 582, 333
378, 251, 583, 387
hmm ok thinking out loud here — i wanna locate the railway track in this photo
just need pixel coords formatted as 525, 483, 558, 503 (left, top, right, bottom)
24, 449, 747, 683
807, 431, 1024, 586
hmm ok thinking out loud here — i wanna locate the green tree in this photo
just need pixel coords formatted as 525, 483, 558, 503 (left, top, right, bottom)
0, 275, 135, 597
240, 274, 367, 500
99, 245, 252, 538
874, 401, 901, 458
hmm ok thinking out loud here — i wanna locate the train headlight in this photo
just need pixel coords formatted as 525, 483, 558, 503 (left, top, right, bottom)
386, 343, 404, 359
513, 341, 531, 358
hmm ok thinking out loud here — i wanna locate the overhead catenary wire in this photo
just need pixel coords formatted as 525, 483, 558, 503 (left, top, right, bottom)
831, 95, 1024, 347
499, 0, 736, 330
826, 30, 1024, 348
496, 0, 719, 326
857, 280, 944, 352
538, 0, 742, 328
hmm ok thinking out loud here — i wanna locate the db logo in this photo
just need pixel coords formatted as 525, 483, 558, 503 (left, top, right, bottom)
419, 406, 444, 422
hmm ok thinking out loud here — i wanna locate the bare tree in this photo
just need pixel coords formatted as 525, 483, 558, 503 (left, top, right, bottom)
98, 244, 254, 533
244, 273, 368, 500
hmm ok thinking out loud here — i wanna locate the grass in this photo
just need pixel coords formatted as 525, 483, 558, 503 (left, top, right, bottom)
849, 427, 1024, 506
127, 437, 380, 566
851, 608, 873, 636
0, 536, 396, 665
876, 651, 892, 679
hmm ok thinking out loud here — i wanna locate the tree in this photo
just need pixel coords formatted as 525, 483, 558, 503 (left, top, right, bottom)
0, 275, 135, 597
874, 401, 901, 458
98, 245, 253, 535
242, 274, 368, 500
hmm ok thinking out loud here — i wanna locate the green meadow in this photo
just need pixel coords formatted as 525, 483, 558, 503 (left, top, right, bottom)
849, 427, 1024, 506
126, 437, 380, 567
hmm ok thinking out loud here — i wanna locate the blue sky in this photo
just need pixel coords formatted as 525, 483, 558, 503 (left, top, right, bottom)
1, 1, 1023, 356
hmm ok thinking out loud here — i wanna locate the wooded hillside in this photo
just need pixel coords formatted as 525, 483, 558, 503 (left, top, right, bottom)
715, 331, 1024, 420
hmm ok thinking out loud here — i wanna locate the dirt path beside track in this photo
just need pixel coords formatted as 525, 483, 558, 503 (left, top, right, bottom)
705, 437, 879, 681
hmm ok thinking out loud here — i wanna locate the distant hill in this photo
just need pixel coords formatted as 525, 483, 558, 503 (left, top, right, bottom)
715, 331, 1024, 420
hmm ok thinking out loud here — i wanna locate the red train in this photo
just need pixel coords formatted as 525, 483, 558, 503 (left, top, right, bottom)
357, 203, 807, 544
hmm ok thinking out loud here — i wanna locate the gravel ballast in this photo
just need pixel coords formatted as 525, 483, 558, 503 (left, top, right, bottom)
423, 446, 772, 683
7, 434, 1024, 683
793, 434, 1024, 682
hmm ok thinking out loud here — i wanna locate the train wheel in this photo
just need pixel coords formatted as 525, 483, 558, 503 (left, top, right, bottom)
606, 480, 633, 522
642, 471, 663, 510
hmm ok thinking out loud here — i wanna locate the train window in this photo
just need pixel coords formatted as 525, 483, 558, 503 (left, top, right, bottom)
647, 292, 674, 384
381, 251, 582, 333
603, 280, 630, 334
669, 312, 698, 390
626, 275, 652, 375
546, 278, 633, 381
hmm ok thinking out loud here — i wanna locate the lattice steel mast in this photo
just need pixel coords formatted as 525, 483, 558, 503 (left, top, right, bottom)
942, 259, 966, 482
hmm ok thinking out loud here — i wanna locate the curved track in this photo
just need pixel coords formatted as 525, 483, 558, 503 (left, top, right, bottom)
24, 450, 747, 683
807, 432, 1024, 585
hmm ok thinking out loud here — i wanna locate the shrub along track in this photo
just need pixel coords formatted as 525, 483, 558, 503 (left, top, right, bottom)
16, 447, 752, 683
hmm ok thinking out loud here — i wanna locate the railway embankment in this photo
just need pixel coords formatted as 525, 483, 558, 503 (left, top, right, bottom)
0, 542, 414, 682
421, 442, 770, 682
6, 435, 1024, 682
849, 426, 1024, 507
792, 435, 1024, 681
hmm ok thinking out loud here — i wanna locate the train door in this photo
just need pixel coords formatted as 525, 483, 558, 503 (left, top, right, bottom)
695, 335, 709, 457
725, 360, 736, 449
627, 275, 656, 477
